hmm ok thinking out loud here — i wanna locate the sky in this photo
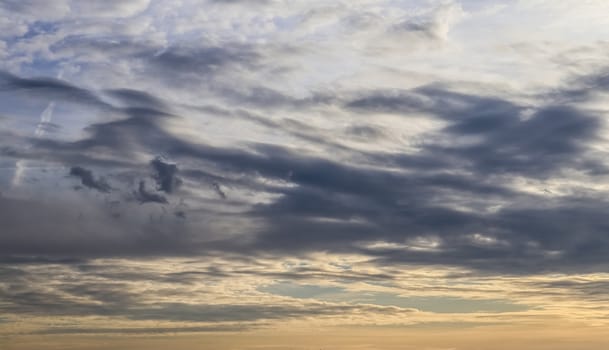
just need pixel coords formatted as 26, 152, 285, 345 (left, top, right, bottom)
2, 0, 609, 349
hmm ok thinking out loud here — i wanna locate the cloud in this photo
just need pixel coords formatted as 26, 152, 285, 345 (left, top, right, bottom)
70, 0, 151, 18
69, 166, 111, 193
33, 325, 248, 335
0, 0, 149, 20
0, 66, 607, 277
391, 2, 465, 41
212, 181, 227, 199
104, 88, 168, 110
0, 259, 416, 328
149, 45, 260, 77
134, 180, 168, 204
0, 70, 109, 108
344, 125, 385, 139
348, 86, 603, 177
0, 70, 606, 275
4, 1, 609, 337
150, 156, 182, 194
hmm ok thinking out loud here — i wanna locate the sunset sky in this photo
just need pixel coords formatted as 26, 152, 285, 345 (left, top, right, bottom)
2, 1, 609, 349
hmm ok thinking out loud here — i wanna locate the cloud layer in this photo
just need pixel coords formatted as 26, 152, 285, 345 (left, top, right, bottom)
2, 0, 609, 340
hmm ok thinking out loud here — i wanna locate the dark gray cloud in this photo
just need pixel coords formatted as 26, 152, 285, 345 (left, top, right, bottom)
0, 70, 110, 108
0, 194, 197, 258
388, 3, 460, 41
150, 156, 182, 194
344, 125, 385, 139
348, 86, 604, 177
27, 106, 176, 169
526, 279, 609, 302
211, 86, 335, 109
1, 64, 609, 275
392, 19, 442, 40
134, 180, 168, 204
212, 181, 227, 199
149, 45, 259, 77
105, 88, 168, 110
69, 166, 111, 193
46, 37, 269, 93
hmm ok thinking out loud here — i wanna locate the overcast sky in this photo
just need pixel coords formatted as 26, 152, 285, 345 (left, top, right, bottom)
2, 1, 609, 349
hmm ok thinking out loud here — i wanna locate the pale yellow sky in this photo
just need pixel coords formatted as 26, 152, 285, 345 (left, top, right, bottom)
4, 325, 609, 350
